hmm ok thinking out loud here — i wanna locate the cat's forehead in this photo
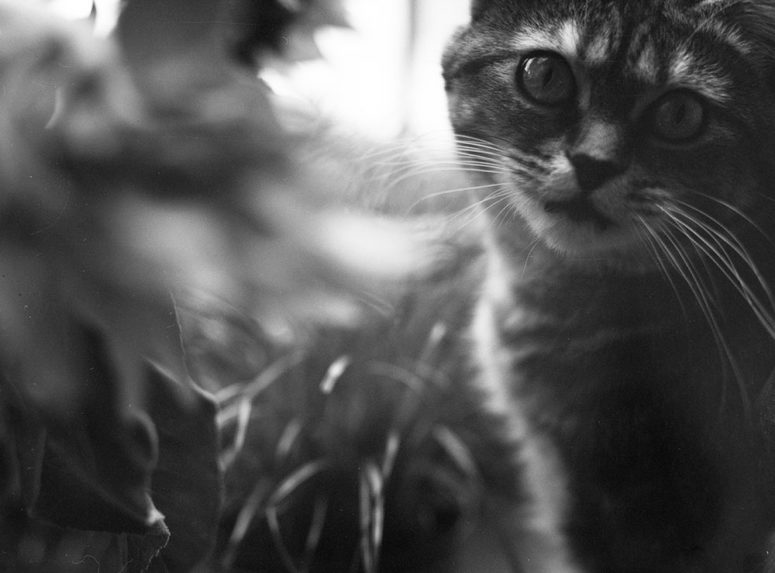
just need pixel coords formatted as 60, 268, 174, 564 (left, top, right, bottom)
509, 0, 748, 102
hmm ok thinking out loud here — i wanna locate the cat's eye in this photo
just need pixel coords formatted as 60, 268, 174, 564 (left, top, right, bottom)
649, 91, 706, 142
517, 52, 576, 106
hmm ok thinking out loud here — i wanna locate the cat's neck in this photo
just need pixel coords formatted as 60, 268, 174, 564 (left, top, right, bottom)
483, 215, 775, 316
482, 223, 678, 320
479, 219, 775, 403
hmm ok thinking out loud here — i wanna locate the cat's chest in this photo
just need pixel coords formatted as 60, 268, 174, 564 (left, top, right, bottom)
475, 255, 767, 429
489, 269, 684, 379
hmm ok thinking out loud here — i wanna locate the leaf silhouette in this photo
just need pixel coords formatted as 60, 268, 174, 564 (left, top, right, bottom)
30, 325, 161, 535
145, 367, 221, 571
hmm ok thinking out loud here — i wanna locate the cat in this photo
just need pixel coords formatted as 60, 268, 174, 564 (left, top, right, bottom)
442, 1, 775, 571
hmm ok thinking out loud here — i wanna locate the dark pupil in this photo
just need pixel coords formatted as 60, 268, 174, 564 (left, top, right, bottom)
669, 101, 688, 127
535, 60, 554, 88
522, 56, 571, 104
655, 94, 703, 140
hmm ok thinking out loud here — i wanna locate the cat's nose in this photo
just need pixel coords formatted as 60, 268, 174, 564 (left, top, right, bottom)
567, 153, 624, 193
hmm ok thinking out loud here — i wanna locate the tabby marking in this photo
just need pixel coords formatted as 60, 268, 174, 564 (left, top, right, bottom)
443, 0, 775, 571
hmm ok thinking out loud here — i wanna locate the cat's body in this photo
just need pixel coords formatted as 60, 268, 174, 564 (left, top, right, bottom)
443, 1, 775, 570
475, 232, 775, 572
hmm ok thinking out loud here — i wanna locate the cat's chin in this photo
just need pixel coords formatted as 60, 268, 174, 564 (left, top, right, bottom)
542, 233, 650, 270
515, 203, 650, 269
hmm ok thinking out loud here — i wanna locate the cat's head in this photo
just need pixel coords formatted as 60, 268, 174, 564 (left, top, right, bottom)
443, 0, 775, 262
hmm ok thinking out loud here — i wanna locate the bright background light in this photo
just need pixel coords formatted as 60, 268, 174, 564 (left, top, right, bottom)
46, 0, 120, 35
48, 0, 471, 141
279, 0, 470, 139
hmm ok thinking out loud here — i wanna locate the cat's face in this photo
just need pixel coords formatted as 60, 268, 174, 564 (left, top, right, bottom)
443, 0, 775, 261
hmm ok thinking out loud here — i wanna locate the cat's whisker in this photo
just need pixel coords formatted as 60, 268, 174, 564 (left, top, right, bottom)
687, 192, 774, 244
642, 216, 734, 414
635, 216, 690, 321
755, 191, 775, 206
454, 156, 508, 171
505, 152, 551, 173
443, 198, 485, 222
351, 162, 493, 202
660, 222, 720, 321
342, 131, 504, 161
443, 162, 503, 174
453, 155, 506, 168
444, 207, 483, 233
363, 150, 501, 169
657, 218, 728, 361
664, 209, 741, 306
453, 141, 507, 155
458, 190, 510, 223
452, 150, 504, 160
346, 142, 493, 172
453, 133, 509, 151
378, 166, 502, 198
361, 157, 466, 174
364, 149, 503, 175
520, 237, 542, 276
663, 222, 733, 390
672, 201, 775, 313
667, 204, 775, 309
453, 152, 507, 167
446, 189, 511, 231
669, 212, 754, 300
665, 207, 775, 341
348, 146, 438, 166
404, 181, 506, 213
489, 195, 520, 230
661, 211, 753, 420
377, 163, 501, 183
457, 132, 553, 162
675, 198, 769, 262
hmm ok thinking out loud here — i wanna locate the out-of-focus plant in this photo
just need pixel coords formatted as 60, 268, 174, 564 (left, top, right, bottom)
211, 230, 524, 573
223, 0, 349, 64
0, 0, 428, 570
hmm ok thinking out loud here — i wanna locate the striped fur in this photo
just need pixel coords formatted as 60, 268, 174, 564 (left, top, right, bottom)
444, 1, 775, 571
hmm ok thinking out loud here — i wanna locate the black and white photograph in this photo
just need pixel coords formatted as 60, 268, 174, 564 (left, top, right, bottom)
2, 1, 775, 572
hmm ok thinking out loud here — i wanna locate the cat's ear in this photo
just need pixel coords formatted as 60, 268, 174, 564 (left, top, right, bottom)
731, 1, 775, 92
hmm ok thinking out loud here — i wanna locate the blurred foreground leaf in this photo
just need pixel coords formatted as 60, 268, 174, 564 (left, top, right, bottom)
146, 367, 221, 572
0, 0, 429, 570
223, 0, 348, 65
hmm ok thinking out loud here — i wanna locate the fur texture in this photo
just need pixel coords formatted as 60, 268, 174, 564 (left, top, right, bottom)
443, 1, 775, 571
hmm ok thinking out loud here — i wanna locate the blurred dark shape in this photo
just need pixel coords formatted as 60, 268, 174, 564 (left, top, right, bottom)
210, 223, 524, 572
0, 0, 427, 570
147, 368, 221, 572
223, 0, 348, 66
